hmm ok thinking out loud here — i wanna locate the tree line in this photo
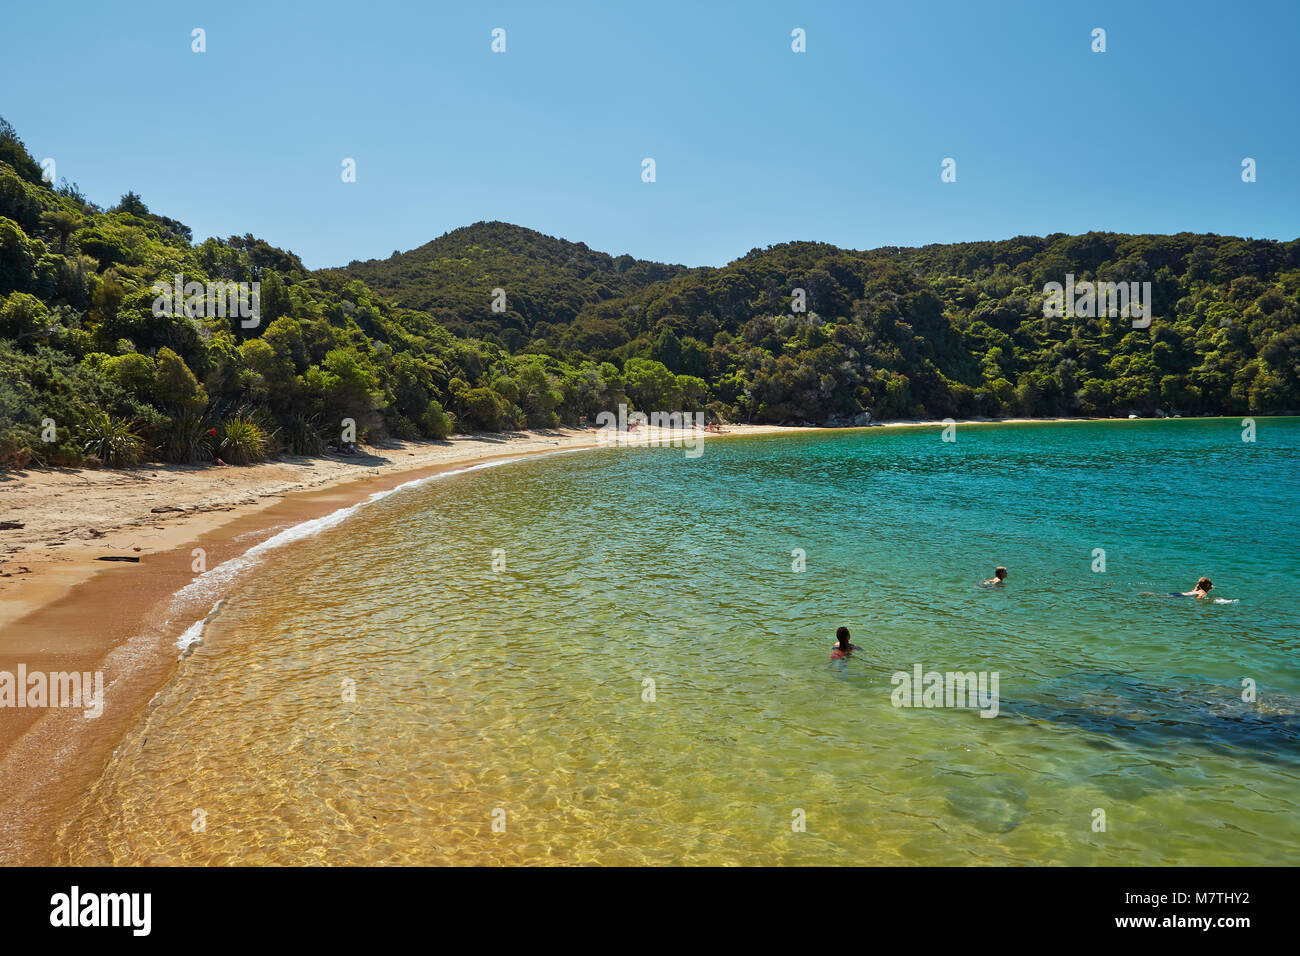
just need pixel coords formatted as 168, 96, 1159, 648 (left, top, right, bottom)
1, 115, 1296, 469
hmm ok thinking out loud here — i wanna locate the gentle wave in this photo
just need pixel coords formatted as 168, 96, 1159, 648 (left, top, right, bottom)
53, 420, 1300, 865
174, 599, 224, 656
164, 453, 568, 625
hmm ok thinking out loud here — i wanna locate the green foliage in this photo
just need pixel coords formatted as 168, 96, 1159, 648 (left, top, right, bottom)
0, 116, 47, 187
78, 406, 144, 467
100, 351, 155, 393
112, 192, 149, 217
549, 232, 1300, 421
0, 338, 150, 459
0, 427, 35, 469
303, 348, 383, 425
419, 399, 452, 439
40, 209, 83, 255
0, 290, 50, 338
73, 223, 134, 268
0, 215, 45, 294
159, 410, 213, 464
217, 416, 268, 465
0, 165, 47, 233
153, 346, 208, 410
281, 413, 326, 455
0, 113, 1296, 474
323, 221, 689, 343
455, 385, 513, 431
623, 357, 684, 411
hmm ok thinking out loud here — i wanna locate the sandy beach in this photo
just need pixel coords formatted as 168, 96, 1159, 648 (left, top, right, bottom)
0, 416, 1084, 632
0, 422, 807, 863
0, 414, 1100, 864
0, 429, 608, 631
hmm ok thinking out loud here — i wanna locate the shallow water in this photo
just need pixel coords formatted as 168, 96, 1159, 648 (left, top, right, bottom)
55, 419, 1300, 864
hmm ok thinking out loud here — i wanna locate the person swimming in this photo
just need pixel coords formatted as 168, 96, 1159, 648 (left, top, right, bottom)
982, 566, 1008, 587
1176, 576, 1214, 599
830, 626, 860, 660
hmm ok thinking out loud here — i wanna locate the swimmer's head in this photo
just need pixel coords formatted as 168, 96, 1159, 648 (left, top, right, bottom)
1197, 577, 1212, 592
994, 567, 1007, 580
835, 626, 851, 649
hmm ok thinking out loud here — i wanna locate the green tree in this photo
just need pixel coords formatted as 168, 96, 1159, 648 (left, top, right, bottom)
40, 209, 82, 255
623, 357, 683, 410
153, 347, 208, 410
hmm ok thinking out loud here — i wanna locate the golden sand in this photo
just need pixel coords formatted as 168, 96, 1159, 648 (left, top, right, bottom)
0, 424, 800, 864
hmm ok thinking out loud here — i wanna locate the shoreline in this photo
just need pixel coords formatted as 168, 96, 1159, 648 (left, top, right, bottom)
0, 415, 1113, 633
0, 413, 1231, 864
1, 429, 595, 633
0, 423, 798, 864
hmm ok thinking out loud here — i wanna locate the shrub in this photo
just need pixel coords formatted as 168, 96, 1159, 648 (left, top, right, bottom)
457, 386, 510, 431
0, 216, 41, 294
152, 347, 207, 410
102, 351, 155, 394
72, 224, 132, 268
281, 413, 325, 456
387, 411, 420, 441
0, 429, 33, 469
217, 416, 268, 465
0, 291, 49, 338
78, 406, 144, 468
247, 407, 284, 456
160, 411, 213, 464
45, 442, 85, 467
419, 399, 452, 439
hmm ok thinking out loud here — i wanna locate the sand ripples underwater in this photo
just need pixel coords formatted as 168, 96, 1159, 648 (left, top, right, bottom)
55, 420, 1300, 864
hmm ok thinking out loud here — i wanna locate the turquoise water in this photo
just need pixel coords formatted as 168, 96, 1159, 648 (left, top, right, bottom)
58, 419, 1300, 864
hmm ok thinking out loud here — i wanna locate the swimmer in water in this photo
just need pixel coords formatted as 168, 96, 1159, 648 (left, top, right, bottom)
982, 566, 1008, 587
1177, 576, 1213, 599
830, 626, 860, 660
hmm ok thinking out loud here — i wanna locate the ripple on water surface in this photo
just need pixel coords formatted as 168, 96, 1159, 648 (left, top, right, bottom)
54, 420, 1300, 864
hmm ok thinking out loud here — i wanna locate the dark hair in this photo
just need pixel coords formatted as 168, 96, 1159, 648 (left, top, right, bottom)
1197, 577, 1212, 591
995, 566, 1007, 578
835, 626, 850, 648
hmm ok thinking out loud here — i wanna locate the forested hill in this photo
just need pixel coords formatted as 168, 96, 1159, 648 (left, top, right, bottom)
1, 111, 1298, 473
547, 231, 1300, 421
325, 221, 691, 347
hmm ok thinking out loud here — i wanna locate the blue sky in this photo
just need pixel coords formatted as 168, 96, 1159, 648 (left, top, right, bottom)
3, 0, 1296, 269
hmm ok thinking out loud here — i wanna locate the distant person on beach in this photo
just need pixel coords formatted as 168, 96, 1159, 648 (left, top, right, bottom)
983, 566, 1008, 587
830, 626, 860, 660
1177, 577, 1214, 599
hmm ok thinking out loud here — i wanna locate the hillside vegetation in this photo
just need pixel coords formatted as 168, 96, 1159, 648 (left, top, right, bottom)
2, 114, 1297, 469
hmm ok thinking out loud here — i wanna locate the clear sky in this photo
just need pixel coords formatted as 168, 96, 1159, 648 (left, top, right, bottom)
3, 0, 1296, 269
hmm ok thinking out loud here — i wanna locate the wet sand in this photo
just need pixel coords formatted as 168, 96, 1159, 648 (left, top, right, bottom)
0, 416, 1102, 864
0, 424, 798, 864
